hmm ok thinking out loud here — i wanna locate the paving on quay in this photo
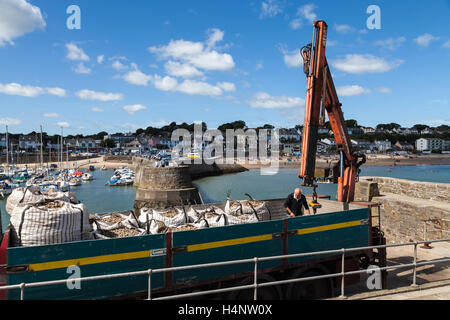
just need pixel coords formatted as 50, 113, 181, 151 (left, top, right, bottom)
329, 241, 450, 300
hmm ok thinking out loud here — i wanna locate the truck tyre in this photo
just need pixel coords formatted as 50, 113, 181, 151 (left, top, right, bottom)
286, 269, 332, 300
227, 274, 281, 300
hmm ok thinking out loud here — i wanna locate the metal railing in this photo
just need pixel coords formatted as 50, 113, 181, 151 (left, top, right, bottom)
1, 238, 449, 300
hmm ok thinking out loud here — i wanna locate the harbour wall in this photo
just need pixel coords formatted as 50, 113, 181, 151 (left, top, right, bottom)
132, 157, 248, 182
356, 177, 450, 244
104, 155, 133, 164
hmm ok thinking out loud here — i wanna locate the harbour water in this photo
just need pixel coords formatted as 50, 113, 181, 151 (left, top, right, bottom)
0, 170, 135, 233
1, 165, 449, 233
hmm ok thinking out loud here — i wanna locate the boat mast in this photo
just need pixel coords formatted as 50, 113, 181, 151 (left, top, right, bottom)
40, 125, 43, 168
60, 127, 63, 170
5, 125, 8, 170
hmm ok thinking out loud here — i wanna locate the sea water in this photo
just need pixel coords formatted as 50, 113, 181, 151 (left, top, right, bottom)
1, 165, 449, 233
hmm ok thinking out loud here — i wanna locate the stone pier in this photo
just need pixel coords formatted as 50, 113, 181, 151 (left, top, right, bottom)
134, 163, 201, 210
355, 177, 450, 244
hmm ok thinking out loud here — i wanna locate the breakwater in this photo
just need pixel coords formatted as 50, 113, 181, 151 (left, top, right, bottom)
132, 157, 248, 209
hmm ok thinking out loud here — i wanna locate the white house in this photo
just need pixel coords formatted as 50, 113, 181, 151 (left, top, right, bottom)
279, 128, 301, 141
351, 139, 375, 150
19, 135, 40, 151
361, 127, 376, 134
416, 138, 448, 151
321, 138, 336, 147
375, 140, 392, 152
420, 128, 434, 135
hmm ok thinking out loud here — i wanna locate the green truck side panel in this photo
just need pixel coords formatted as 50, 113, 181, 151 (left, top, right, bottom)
6, 208, 370, 300
287, 209, 370, 264
172, 220, 284, 285
7, 234, 166, 300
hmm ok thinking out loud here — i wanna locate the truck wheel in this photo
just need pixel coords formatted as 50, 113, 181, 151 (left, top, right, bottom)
227, 275, 281, 300
286, 269, 332, 300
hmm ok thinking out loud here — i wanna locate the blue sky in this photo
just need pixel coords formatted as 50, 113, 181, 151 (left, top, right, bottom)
0, 0, 449, 135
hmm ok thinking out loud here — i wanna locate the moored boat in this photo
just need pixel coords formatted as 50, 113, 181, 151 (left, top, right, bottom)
81, 173, 93, 181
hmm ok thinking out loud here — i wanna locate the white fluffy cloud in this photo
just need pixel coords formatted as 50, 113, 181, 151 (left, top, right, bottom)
414, 33, 440, 47
112, 60, 128, 71
334, 24, 354, 34
297, 4, 317, 23
43, 113, 59, 118
206, 28, 224, 48
123, 64, 153, 86
91, 107, 104, 112
336, 85, 371, 97
260, 0, 283, 18
279, 46, 302, 68
289, 19, 302, 30
217, 82, 236, 92
0, 117, 21, 125
152, 74, 236, 97
148, 31, 234, 72
123, 61, 235, 97
0, 0, 46, 46
164, 61, 203, 78
332, 54, 403, 74
0, 82, 66, 97
442, 40, 450, 48
97, 55, 105, 64
249, 92, 304, 109
45, 87, 67, 97
375, 87, 392, 94
152, 74, 179, 91
56, 121, 70, 128
289, 4, 316, 30
122, 104, 147, 115
76, 89, 123, 101
374, 37, 406, 50
177, 80, 223, 96
65, 42, 89, 61
73, 62, 91, 74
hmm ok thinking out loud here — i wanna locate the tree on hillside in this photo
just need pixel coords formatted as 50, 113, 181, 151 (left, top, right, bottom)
102, 139, 116, 148
412, 124, 430, 132
436, 125, 450, 132
135, 128, 144, 136
218, 120, 246, 131
376, 123, 401, 131
345, 119, 358, 128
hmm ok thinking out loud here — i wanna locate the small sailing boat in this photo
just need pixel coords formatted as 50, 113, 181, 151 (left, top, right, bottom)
69, 177, 81, 186
81, 172, 93, 181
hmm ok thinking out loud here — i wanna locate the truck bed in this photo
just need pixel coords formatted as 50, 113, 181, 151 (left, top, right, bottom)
1, 198, 371, 300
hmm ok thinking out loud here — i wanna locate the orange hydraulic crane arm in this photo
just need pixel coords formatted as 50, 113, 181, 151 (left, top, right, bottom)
298, 20, 365, 203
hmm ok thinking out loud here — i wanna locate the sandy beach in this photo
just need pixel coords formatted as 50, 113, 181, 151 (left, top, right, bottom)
242, 153, 450, 169
2, 154, 450, 171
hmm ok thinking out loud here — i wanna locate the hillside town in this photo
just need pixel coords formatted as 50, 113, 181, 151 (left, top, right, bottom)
1, 121, 449, 158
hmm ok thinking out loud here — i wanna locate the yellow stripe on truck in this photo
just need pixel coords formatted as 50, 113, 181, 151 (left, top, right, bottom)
187, 234, 273, 252
29, 250, 151, 272
26, 219, 364, 271
297, 220, 361, 235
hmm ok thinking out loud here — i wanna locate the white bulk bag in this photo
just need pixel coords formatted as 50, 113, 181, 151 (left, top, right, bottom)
6, 186, 78, 215
151, 208, 187, 227
10, 201, 93, 247
149, 219, 168, 234
6, 186, 42, 215
186, 207, 207, 223
225, 199, 270, 221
